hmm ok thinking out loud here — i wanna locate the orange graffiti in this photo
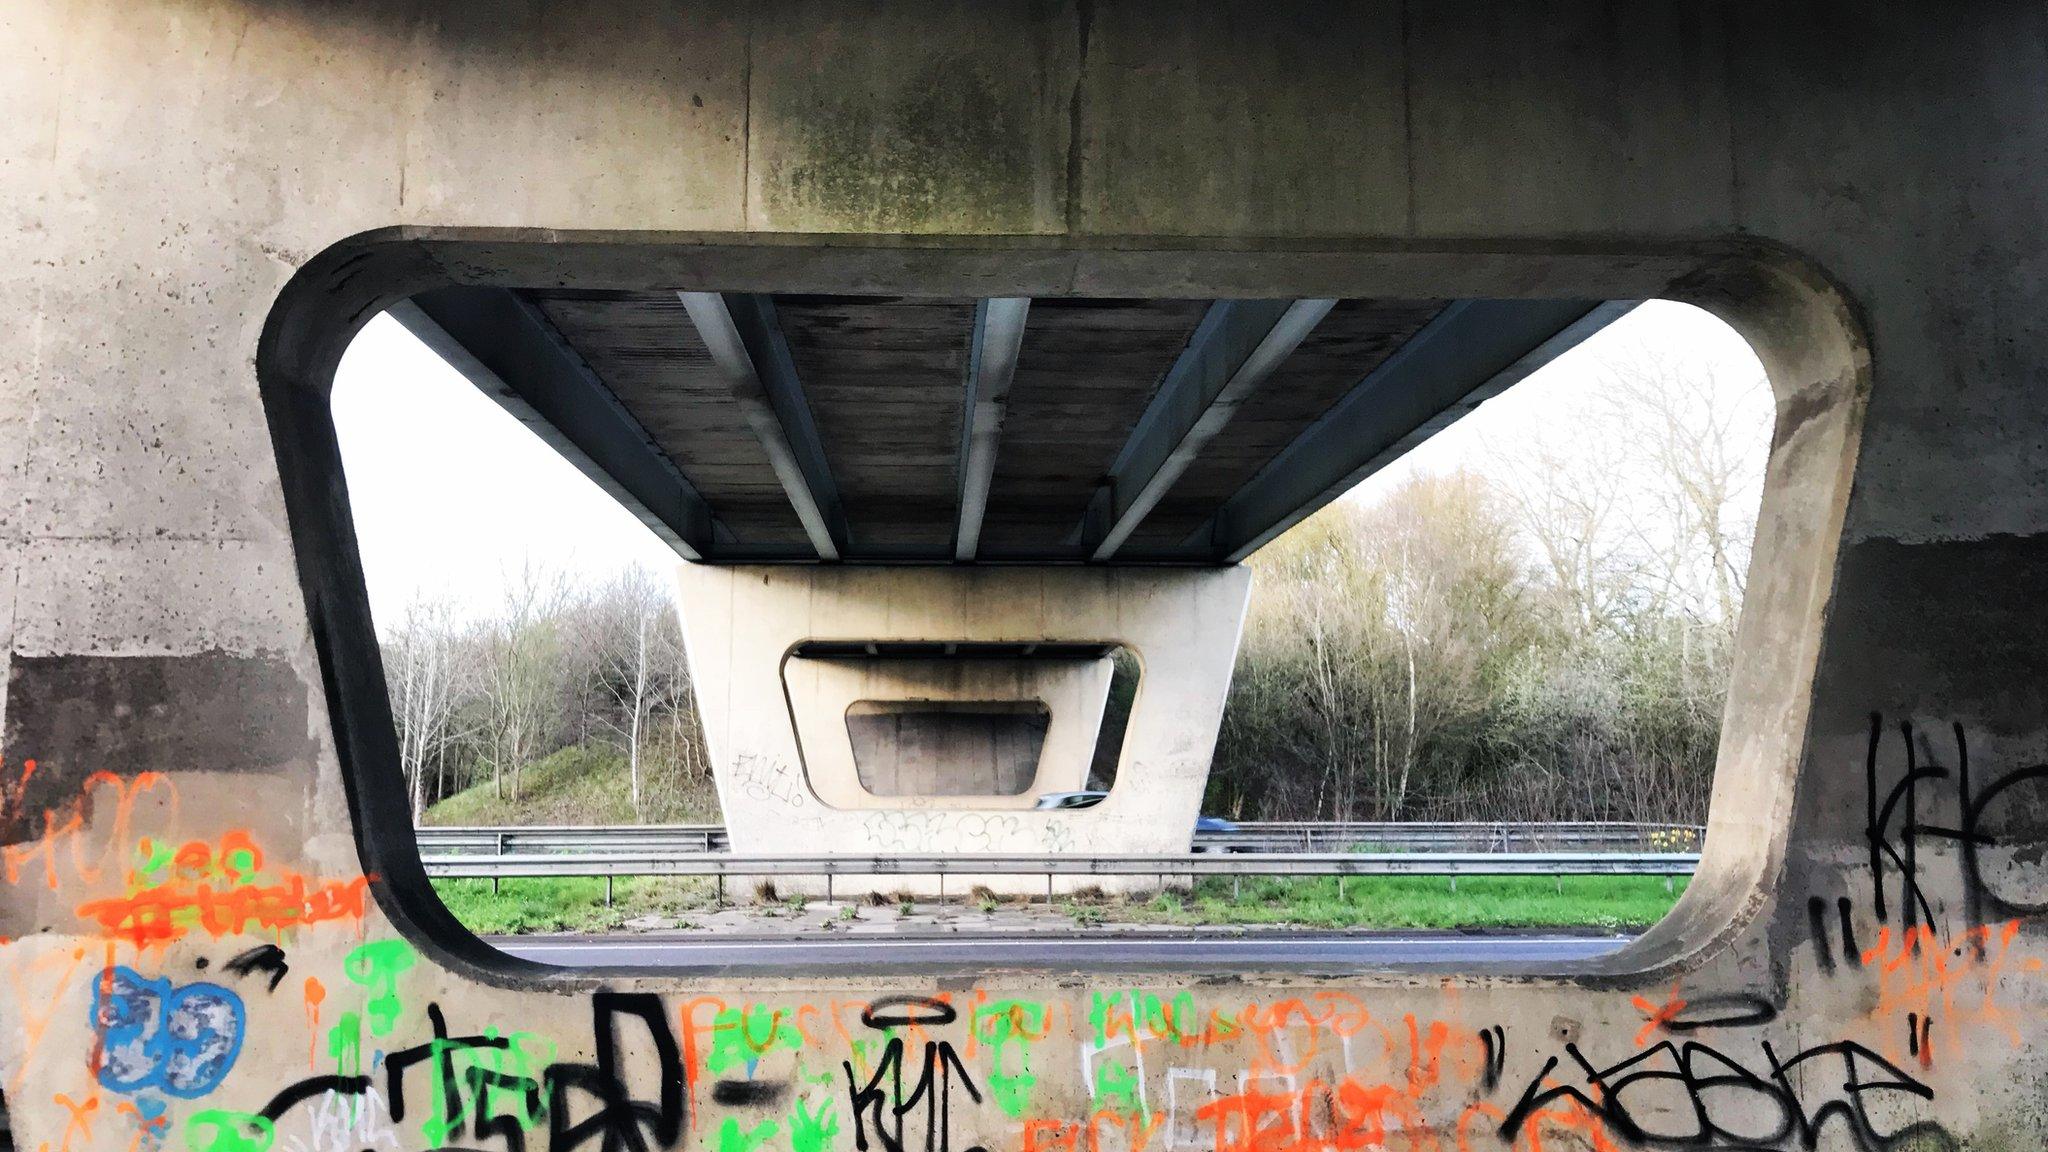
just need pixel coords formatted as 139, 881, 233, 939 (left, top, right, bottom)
8, 945, 89, 1090
74, 834, 370, 948
1194, 1075, 1446, 1152
1863, 918, 2025, 1062
1023, 1118, 1080, 1152
676, 996, 728, 1131
4, 771, 179, 891
1087, 1109, 1161, 1152
1460, 1095, 1621, 1152
53, 1093, 98, 1152
1629, 985, 1687, 1047
303, 976, 326, 1068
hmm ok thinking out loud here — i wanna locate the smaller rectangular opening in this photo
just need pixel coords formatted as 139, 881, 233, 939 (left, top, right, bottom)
846, 700, 1050, 797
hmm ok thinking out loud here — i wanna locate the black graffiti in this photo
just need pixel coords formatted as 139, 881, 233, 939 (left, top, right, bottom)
233, 994, 684, 1152
710, 1080, 786, 1107
384, 1005, 512, 1128
1658, 993, 1778, 1032
1806, 895, 1863, 974
1861, 714, 2048, 942
1500, 1037, 1953, 1151
1476, 1026, 1505, 1093
1905, 1012, 1934, 1064
845, 996, 984, 1152
221, 944, 290, 993
544, 993, 685, 1152
471, 1066, 548, 1152
863, 995, 958, 1029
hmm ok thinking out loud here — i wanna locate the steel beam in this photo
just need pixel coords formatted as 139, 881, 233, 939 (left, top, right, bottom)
954, 297, 1031, 561
1194, 300, 1638, 563
1082, 298, 1335, 561
390, 288, 718, 561
678, 291, 849, 561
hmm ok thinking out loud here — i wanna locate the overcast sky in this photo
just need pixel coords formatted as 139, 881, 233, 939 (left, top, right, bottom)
333, 299, 1772, 632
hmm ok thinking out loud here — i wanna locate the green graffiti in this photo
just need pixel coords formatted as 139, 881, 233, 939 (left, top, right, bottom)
1088, 991, 1123, 1046
184, 1112, 273, 1152
789, 1097, 840, 1152
718, 1118, 778, 1152
342, 940, 417, 1036
133, 840, 175, 885
1090, 989, 1232, 1047
706, 1005, 803, 1073
419, 1027, 556, 1147
1094, 1060, 1145, 1119
328, 1010, 363, 1076
974, 999, 1049, 1118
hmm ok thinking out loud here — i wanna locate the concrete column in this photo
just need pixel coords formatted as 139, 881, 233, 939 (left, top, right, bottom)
675, 565, 1252, 894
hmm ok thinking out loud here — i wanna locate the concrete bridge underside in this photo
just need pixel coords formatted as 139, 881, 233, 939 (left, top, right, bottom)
4, 3, 2048, 1151
389, 276, 1619, 881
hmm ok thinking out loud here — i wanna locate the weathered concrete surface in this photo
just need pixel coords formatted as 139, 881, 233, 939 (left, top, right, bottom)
680, 565, 1250, 894
793, 655, 1112, 806
2, 3, 2045, 1151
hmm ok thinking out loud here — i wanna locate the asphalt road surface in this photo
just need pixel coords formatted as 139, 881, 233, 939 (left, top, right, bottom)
493, 931, 1631, 970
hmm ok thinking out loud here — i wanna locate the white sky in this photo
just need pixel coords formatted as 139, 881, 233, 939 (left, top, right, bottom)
332, 300, 1771, 632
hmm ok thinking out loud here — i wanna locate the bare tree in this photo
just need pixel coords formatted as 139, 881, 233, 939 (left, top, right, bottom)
483, 560, 574, 802
386, 596, 463, 821
1598, 343, 1771, 628
574, 567, 684, 817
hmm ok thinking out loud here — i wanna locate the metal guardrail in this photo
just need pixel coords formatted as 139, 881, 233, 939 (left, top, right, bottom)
421, 849, 1699, 905
413, 820, 1702, 857
423, 850, 1698, 879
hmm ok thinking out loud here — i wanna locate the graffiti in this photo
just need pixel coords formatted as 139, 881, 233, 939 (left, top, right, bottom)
844, 997, 984, 1152
544, 994, 686, 1152
3, 770, 179, 890
341, 942, 417, 1038
251, 996, 669, 1152
735, 755, 809, 809
92, 966, 247, 1099
6, 711, 2048, 1152
74, 831, 369, 948
1859, 715, 2048, 939
862, 813, 1022, 853
1475, 1028, 1504, 1095
971, 997, 1051, 1118
704, 1005, 804, 1077
381, 1002, 552, 1152
788, 1096, 840, 1152
274, 1084, 401, 1152
1810, 715, 2048, 1066
709, 1081, 784, 1107
1500, 1037, 1953, 1151
221, 945, 289, 994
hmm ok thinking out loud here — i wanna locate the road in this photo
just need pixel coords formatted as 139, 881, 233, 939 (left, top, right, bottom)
492, 931, 1632, 970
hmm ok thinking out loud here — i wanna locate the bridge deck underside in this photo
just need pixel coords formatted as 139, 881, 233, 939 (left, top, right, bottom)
399, 287, 1623, 565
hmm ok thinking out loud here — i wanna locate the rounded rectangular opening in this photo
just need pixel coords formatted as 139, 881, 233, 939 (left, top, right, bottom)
265, 232, 1865, 976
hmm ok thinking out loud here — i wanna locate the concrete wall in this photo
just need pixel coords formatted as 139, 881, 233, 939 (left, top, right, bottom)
3, 3, 2047, 1150
680, 565, 1250, 893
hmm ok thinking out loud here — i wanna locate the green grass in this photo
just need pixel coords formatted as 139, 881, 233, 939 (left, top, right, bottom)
1114, 874, 1687, 931
422, 743, 718, 827
432, 873, 1684, 935
431, 876, 718, 934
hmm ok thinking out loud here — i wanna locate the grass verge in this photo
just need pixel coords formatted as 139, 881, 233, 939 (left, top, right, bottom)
431, 873, 1683, 935
1115, 874, 1686, 932
430, 876, 717, 935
